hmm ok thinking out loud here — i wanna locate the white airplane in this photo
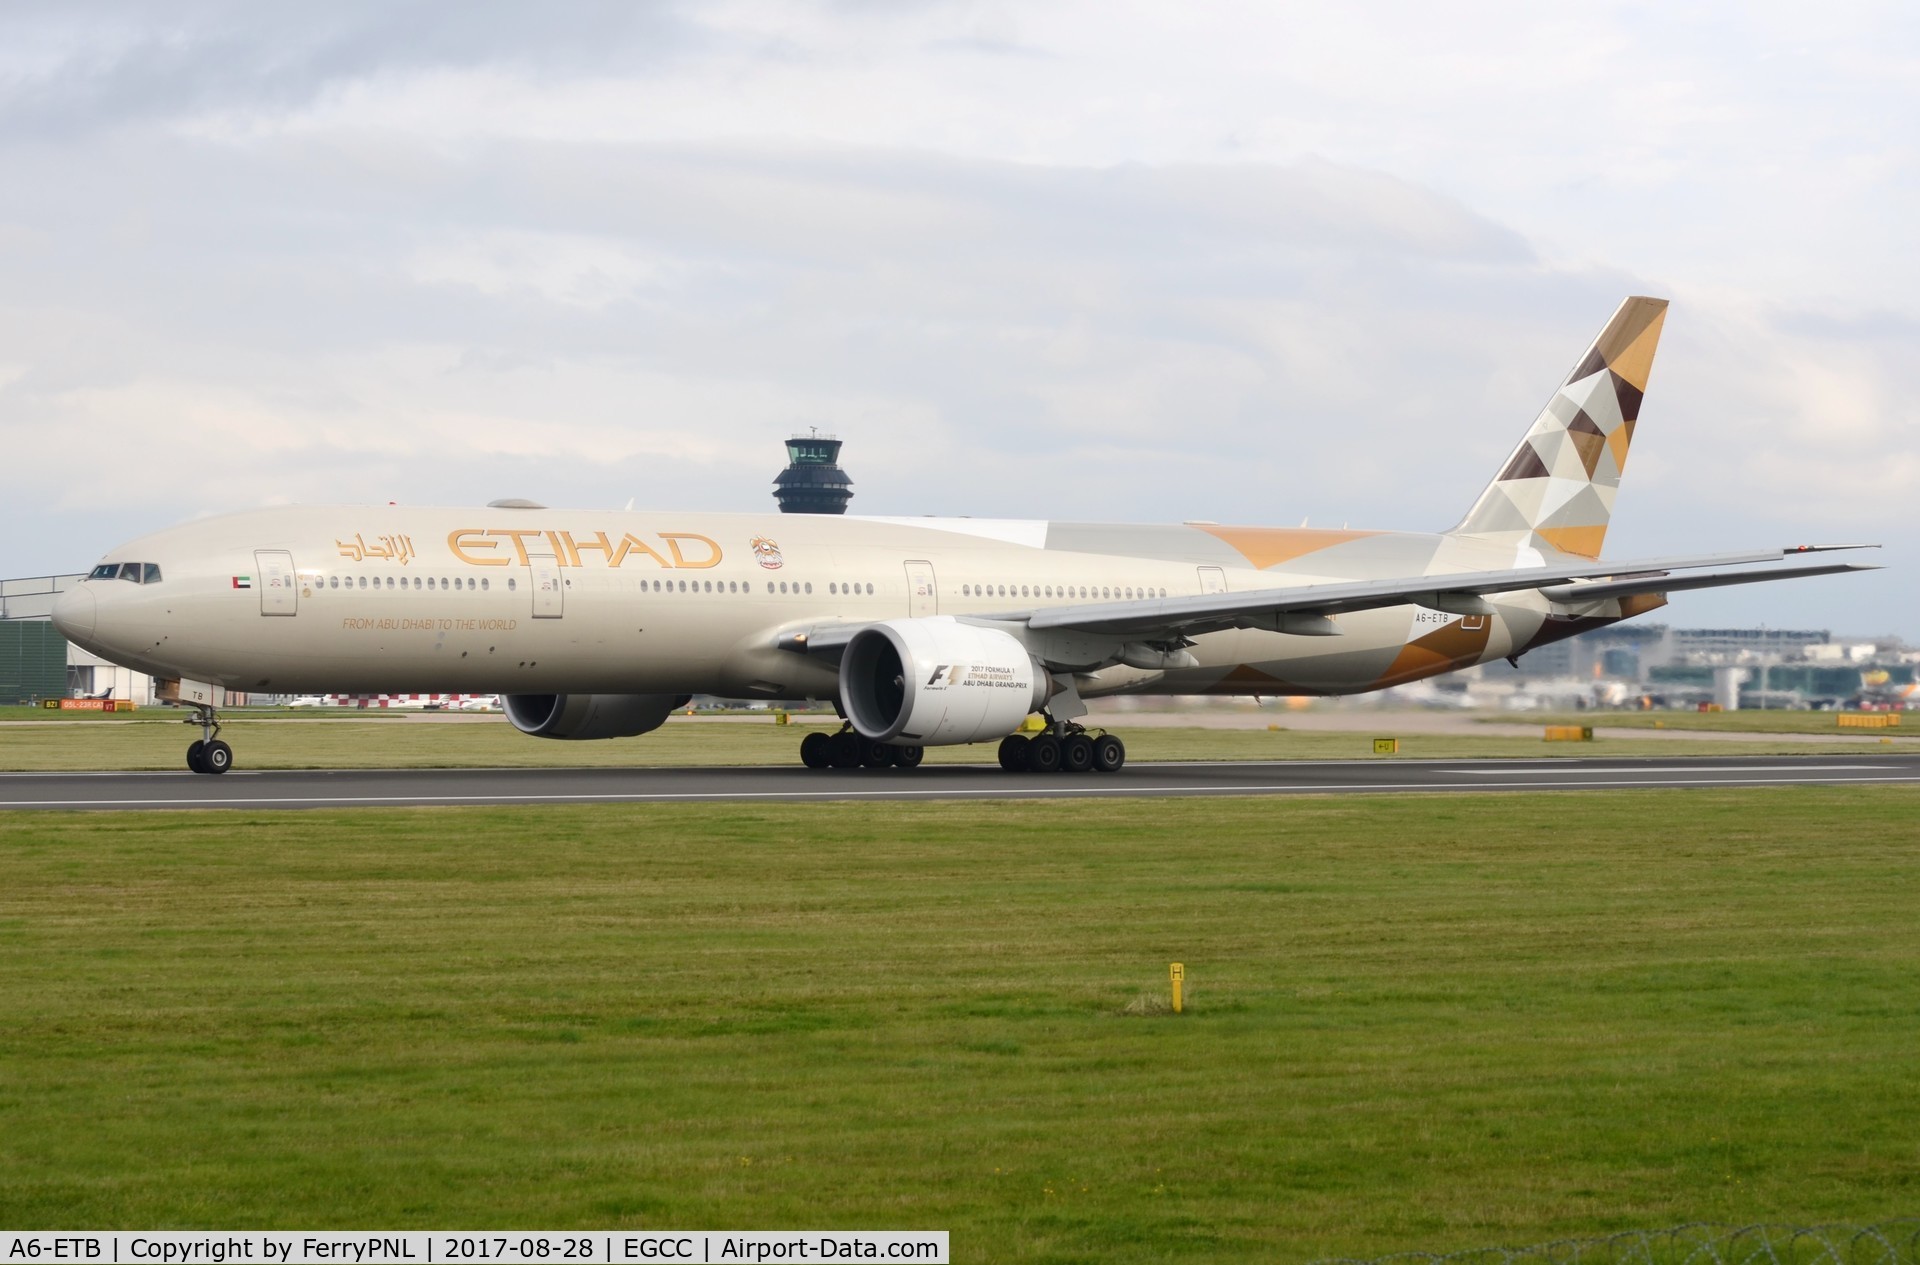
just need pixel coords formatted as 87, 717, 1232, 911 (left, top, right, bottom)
52, 298, 1877, 775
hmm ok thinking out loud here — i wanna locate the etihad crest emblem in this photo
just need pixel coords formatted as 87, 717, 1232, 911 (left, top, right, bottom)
749, 536, 784, 570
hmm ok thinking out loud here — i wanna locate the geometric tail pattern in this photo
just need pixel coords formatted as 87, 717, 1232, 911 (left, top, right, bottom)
1450, 296, 1667, 559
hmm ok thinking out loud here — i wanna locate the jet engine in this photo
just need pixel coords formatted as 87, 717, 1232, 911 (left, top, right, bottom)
502, 693, 688, 740
840, 617, 1047, 746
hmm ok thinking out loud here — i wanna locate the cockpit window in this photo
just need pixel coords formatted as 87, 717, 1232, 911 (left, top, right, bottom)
90, 562, 161, 582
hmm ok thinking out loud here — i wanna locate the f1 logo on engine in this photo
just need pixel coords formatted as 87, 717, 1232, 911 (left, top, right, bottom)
927, 665, 952, 686
926, 664, 969, 687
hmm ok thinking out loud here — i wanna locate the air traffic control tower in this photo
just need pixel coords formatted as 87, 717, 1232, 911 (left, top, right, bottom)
773, 430, 853, 515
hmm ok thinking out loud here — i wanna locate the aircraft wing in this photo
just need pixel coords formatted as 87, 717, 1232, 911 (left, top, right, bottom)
1535, 560, 1877, 605
1019, 544, 1878, 640
774, 544, 1876, 659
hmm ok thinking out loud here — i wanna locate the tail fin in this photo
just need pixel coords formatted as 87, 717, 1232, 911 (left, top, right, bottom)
1451, 296, 1667, 559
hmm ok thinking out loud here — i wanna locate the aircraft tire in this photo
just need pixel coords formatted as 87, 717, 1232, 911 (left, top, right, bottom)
997, 734, 1029, 772
1092, 734, 1125, 773
829, 731, 863, 769
186, 741, 207, 774
860, 738, 894, 769
1027, 734, 1063, 773
1061, 734, 1094, 773
892, 744, 925, 769
203, 740, 234, 775
799, 731, 831, 769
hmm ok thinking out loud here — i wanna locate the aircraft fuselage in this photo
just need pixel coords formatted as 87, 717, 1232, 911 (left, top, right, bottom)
54, 504, 1614, 702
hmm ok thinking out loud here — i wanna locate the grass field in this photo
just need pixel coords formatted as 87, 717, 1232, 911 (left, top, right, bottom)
3, 789, 1917, 1258
0, 711, 1911, 771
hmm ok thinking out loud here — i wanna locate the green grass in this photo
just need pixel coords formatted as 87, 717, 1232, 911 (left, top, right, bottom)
0, 713, 1909, 770
3, 790, 1918, 1258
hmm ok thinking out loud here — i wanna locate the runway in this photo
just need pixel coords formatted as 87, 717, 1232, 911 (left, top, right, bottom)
3, 754, 1917, 810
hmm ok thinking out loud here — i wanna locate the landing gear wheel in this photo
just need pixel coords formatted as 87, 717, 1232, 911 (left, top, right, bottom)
182, 702, 228, 775
829, 730, 863, 769
1061, 734, 1095, 774
1091, 734, 1126, 773
202, 740, 234, 775
997, 734, 1030, 772
1026, 734, 1063, 773
892, 744, 925, 769
799, 731, 831, 770
861, 738, 894, 769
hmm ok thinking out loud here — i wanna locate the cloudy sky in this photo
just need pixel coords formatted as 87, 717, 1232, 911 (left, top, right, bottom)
2, 0, 1913, 635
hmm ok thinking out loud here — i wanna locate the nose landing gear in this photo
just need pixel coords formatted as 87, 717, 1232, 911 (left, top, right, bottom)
183, 704, 234, 775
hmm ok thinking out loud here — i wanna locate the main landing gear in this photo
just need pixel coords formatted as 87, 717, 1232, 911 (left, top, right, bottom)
794, 718, 1125, 774
183, 703, 234, 775
799, 724, 925, 771
997, 721, 1125, 774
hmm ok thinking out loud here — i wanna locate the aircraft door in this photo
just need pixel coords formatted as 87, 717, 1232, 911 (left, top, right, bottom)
1197, 566, 1228, 595
529, 553, 564, 618
904, 560, 937, 617
255, 550, 297, 616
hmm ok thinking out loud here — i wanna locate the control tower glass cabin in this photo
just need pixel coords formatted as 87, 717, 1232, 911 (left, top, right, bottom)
773, 433, 854, 515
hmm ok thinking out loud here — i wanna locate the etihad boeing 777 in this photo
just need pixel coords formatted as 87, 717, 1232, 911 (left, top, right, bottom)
52, 297, 1877, 775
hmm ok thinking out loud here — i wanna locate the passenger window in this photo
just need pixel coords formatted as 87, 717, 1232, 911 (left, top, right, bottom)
804, 582, 812, 594
329, 576, 339, 589
866, 583, 874, 595
358, 576, 367, 589
481, 578, 488, 591
508, 578, 517, 591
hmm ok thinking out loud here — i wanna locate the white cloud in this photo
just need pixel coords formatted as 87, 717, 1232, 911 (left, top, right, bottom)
0, 1, 1911, 635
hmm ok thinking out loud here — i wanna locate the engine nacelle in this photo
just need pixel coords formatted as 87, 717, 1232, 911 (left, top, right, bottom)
502, 693, 688, 740
840, 617, 1047, 746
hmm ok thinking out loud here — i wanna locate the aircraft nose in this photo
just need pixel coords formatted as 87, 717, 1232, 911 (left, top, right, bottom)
52, 585, 97, 642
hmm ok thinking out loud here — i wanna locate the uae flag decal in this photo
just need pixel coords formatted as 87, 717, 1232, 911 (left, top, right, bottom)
232, 575, 253, 589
